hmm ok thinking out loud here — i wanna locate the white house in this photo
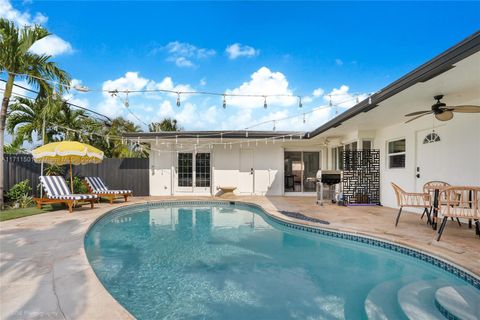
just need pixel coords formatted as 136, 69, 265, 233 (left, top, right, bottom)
125, 31, 480, 209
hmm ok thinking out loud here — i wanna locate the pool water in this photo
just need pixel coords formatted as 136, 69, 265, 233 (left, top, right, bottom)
84, 202, 478, 320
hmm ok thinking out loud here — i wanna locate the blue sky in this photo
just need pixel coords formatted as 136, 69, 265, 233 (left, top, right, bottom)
1, 1, 479, 136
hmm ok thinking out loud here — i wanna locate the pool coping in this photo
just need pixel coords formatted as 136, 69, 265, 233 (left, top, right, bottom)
85, 199, 480, 293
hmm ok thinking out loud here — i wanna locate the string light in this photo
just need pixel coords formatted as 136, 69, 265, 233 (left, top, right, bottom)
124, 90, 129, 107
176, 92, 181, 107
298, 96, 302, 108
263, 96, 267, 109
222, 95, 227, 109
303, 113, 306, 124
273, 120, 276, 131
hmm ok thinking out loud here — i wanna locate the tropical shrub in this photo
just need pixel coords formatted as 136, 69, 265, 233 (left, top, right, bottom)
44, 165, 64, 176
66, 176, 88, 194
17, 194, 34, 208
5, 179, 32, 204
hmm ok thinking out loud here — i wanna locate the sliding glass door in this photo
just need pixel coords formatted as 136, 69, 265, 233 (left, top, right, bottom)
284, 151, 320, 193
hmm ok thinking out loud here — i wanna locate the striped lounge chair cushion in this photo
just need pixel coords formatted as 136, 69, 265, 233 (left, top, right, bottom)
50, 194, 98, 200
39, 176, 98, 200
85, 177, 132, 194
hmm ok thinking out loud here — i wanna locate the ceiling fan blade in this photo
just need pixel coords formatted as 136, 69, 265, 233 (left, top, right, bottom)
449, 105, 480, 113
405, 110, 431, 116
405, 112, 432, 123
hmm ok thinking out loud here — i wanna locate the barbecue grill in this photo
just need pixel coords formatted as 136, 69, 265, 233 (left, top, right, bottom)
316, 170, 343, 205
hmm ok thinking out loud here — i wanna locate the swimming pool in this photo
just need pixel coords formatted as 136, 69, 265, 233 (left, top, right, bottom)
85, 201, 479, 320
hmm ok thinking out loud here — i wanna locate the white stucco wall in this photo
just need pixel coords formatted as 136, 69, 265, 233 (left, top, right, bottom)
375, 113, 480, 209
149, 143, 285, 196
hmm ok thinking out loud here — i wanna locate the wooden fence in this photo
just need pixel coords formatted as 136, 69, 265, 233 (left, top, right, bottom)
3, 154, 150, 196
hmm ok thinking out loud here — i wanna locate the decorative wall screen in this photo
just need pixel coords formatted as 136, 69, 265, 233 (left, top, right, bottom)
341, 150, 381, 205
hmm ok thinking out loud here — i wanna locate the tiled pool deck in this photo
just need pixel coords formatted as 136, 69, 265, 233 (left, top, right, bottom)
1, 196, 479, 319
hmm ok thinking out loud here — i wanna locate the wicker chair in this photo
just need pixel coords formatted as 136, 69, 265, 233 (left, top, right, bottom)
423, 181, 449, 219
437, 186, 480, 241
391, 183, 432, 227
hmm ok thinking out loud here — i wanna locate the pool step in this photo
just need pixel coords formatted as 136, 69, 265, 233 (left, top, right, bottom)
365, 278, 409, 320
397, 280, 448, 320
434, 285, 480, 320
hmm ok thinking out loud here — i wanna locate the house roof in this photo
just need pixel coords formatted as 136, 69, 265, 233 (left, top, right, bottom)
123, 130, 305, 139
124, 31, 480, 141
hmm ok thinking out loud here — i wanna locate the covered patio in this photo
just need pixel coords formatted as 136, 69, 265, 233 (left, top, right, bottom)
0, 196, 478, 319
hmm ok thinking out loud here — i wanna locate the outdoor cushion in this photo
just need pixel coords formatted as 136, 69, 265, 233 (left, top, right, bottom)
85, 177, 132, 194
50, 194, 98, 200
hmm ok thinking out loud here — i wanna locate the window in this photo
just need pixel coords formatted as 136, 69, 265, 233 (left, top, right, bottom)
388, 139, 406, 168
362, 140, 372, 150
423, 132, 440, 144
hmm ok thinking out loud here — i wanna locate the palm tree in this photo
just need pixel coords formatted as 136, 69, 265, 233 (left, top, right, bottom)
149, 118, 180, 132
57, 102, 89, 141
6, 95, 59, 145
0, 18, 70, 209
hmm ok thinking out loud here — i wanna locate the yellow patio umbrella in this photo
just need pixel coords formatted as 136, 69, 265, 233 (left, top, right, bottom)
32, 141, 104, 193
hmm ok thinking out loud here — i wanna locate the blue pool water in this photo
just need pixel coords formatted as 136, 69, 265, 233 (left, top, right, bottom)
84, 202, 479, 320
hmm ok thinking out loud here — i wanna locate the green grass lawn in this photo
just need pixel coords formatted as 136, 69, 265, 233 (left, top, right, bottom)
0, 205, 59, 222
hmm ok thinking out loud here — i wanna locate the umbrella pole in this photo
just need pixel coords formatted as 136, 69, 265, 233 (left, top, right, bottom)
70, 159, 73, 193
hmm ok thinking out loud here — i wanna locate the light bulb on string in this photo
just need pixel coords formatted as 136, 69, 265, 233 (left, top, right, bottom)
303, 113, 306, 124
222, 95, 227, 109
356, 95, 359, 104
124, 90, 129, 107
298, 96, 302, 108
263, 96, 267, 109
273, 120, 276, 131
176, 92, 181, 107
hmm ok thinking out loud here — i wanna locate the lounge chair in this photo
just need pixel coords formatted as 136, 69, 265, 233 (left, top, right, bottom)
391, 182, 432, 226
437, 186, 480, 241
84, 177, 132, 204
35, 176, 98, 213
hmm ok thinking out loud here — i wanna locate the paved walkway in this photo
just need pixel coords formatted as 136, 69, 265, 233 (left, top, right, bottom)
1, 196, 478, 319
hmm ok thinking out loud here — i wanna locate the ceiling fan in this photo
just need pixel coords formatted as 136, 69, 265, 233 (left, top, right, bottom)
404, 95, 480, 123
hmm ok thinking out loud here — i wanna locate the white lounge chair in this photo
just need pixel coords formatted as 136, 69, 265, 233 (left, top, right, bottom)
84, 177, 132, 204
35, 176, 98, 213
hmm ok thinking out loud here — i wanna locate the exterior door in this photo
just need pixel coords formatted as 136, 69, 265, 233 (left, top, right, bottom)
176, 152, 193, 192
415, 127, 448, 192
239, 149, 254, 194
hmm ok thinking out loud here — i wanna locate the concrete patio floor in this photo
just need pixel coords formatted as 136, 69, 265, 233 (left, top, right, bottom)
1, 196, 479, 319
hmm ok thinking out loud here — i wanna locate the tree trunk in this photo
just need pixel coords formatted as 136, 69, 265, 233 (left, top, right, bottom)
0, 74, 15, 210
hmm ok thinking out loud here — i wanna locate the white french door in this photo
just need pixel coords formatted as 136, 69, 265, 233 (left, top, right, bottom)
415, 127, 448, 192
175, 152, 211, 193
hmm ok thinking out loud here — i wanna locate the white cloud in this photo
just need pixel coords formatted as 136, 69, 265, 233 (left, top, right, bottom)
312, 88, 325, 97
102, 72, 150, 96
29, 34, 73, 56
160, 41, 216, 68
174, 57, 194, 68
323, 85, 368, 110
335, 59, 343, 66
225, 67, 297, 108
225, 43, 259, 59
0, 0, 47, 26
0, 0, 73, 56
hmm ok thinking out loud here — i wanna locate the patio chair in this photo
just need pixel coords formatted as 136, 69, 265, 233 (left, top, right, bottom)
423, 181, 463, 227
391, 183, 431, 227
84, 177, 132, 204
437, 186, 480, 241
35, 176, 98, 213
